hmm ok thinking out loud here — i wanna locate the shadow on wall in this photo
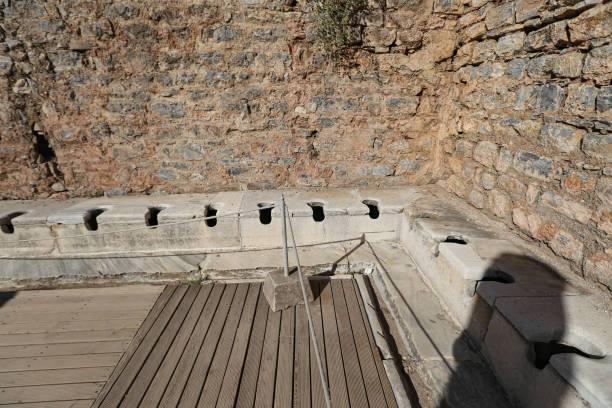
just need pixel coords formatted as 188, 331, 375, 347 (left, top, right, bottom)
439, 254, 585, 408
0, 291, 16, 309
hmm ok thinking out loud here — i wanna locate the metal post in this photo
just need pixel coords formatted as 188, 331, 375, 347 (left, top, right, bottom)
281, 194, 289, 277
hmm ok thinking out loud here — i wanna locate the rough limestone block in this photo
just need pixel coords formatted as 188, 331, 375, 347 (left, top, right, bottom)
263, 269, 314, 312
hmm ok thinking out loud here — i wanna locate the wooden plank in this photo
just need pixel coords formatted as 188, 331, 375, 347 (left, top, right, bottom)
215, 283, 261, 408
138, 285, 213, 407
0, 382, 104, 404
178, 284, 244, 407
0, 309, 154, 324
234, 285, 269, 408
157, 284, 229, 408
354, 279, 398, 408
0, 367, 113, 387
293, 303, 311, 408
0, 353, 122, 372
95, 285, 187, 408
331, 279, 368, 408
320, 279, 350, 408
0, 287, 161, 311
0, 285, 161, 300
274, 307, 295, 407
253, 302, 281, 408
0, 318, 143, 335
0, 296, 160, 314
0, 400, 94, 408
92, 285, 175, 408
310, 280, 329, 408
0, 341, 130, 359
200, 283, 260, 408
342, 279, 387, 408
0, 328, 138, 347
119, 285, 200, 407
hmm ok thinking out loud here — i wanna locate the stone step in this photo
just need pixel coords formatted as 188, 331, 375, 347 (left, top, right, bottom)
399, 195, 611, 408
346, 241, 513, 408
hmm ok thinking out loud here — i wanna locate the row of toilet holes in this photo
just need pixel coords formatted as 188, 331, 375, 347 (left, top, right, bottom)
257, 200, 379, 225
0, 201, 380, 233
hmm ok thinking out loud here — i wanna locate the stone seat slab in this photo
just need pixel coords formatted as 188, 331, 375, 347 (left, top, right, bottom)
494, 295, 611, 352
354, 188, 425, 214
438, 242, 491, 281
97, 206, 151, 225
0, 200, 78, 226
210, 191, 243, 214
550, 354, 612, 408
157, 203, 209, 222
492, 295, 611, 408
239, 190, 297, 219
285, 189, 358, 216
476, 255, 586, 306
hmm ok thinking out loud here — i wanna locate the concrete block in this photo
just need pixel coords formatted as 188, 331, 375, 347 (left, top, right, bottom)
263, 269, 314, 312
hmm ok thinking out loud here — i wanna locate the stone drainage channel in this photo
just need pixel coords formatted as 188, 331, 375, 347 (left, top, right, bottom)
0, 186, 610, 408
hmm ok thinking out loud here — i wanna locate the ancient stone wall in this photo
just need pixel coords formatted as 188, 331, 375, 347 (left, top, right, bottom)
438, 0, 611, 291
0, 0, 610, 290
0, 0, 449, 199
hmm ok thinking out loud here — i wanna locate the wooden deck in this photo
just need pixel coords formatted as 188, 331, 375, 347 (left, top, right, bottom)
93, 279, 398, 408
0, 285, 163, 407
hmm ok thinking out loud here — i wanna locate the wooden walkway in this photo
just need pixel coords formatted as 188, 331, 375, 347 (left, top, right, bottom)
93, 279, 398, 408
0, 285, 163, 407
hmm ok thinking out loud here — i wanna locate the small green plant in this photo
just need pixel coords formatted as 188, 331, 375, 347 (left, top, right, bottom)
311, 0, 367, 58
188, 276, 204, 286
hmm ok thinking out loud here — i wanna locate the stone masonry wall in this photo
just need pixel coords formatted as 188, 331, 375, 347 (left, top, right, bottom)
438, 0, 611, 292
0, 0, 450, 200
0, 0, 610, 290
